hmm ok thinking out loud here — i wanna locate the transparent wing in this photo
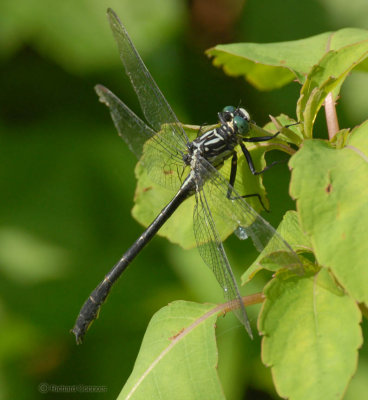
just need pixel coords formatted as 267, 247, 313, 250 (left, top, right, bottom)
96, 85, 187, 191
140, 125, 191, 192
197, 156, 303, 273
107, 8, 189, 150
96, 84, 154, 159
193, 179, 252, 337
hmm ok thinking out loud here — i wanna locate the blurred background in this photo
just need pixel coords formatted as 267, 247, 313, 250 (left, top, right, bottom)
0, 0, 367, 399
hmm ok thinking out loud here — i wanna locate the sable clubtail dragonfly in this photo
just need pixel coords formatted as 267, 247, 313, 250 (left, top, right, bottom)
72, 8, 301, 344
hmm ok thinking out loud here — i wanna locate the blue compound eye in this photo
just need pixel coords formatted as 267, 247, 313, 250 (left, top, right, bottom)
233, 116, 249, 134
222, 105, 236, 113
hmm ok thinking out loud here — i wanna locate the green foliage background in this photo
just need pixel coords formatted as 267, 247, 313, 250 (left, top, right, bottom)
0, 0, 367, 399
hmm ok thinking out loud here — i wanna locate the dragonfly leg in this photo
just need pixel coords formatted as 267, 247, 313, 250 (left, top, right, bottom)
243, 121, 299, 143
239, 122, 300, 175
226, 151, 269, 212
243, 131, 281, 143
242, 193, 269, 212
196, 123, 208, 138
239, 142, 286, 177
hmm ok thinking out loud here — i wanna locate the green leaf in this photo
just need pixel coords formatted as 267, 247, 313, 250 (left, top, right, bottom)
117, 300, 224, 400
347, 120, 368, 154
265, 115, 303, 147
290, 131, 368, 305
206, 28, 368, 91
297, 40, 368, 137
259, 268, 362, 400
330, 128, 351, 149
242, 211, 313, 284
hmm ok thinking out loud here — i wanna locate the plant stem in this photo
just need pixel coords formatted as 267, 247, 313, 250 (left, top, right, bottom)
221, 292, 265, 315
324, 92, 339, 140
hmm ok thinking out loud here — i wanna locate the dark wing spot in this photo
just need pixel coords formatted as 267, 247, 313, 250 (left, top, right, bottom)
325, 183, 332, 193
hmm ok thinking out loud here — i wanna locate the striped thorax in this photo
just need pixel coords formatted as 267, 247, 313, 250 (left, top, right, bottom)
184, 106, 251, 169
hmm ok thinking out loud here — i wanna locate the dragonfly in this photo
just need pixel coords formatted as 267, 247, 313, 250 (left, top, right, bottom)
72, 8, 301, 344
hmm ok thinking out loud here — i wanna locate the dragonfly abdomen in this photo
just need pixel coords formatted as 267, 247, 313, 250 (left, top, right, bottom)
72, 182, 193, 343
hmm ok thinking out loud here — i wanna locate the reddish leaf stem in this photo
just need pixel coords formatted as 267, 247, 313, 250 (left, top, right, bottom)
324, 93, 339, 140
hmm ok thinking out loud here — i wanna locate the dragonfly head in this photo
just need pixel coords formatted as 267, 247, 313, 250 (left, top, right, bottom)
219, 105, 251, 136
233, 115, 249, 135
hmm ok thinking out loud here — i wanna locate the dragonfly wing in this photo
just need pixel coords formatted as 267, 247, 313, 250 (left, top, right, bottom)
96, 85, 186, 192
96, 84, 154, 159
197, 156, 303, 273
193, 179, 252, 337
107, 8, 189, 150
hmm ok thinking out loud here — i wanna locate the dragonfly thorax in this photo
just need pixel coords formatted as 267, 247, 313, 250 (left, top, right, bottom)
192, 124, 238, 167
184, 106, 251, 169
